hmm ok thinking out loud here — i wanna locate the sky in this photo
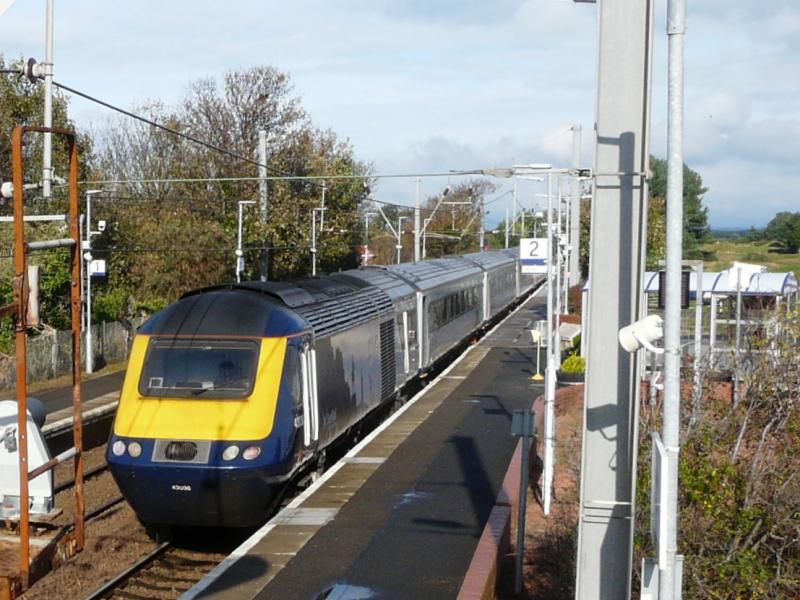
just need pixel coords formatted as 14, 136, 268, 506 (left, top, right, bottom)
0, 0, 798, 229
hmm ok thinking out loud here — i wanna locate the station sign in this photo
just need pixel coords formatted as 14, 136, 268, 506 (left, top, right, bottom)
520, 238, 548, 274
89, 259, 107, 277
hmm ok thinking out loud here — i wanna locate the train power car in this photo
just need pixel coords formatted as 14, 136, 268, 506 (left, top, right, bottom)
107, 250, 540, 527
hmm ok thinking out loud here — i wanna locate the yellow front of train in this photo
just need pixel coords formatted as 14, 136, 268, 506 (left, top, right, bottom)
106, 287, 310, 527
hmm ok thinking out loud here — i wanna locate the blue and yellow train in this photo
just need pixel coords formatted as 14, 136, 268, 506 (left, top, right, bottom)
107, 250, 540, 527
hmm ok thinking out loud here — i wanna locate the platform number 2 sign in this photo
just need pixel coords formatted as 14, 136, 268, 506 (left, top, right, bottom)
519, 238, 548, 274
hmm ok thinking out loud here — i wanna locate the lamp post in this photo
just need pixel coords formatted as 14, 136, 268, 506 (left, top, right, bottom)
83, 189, 104, 374
236, 200, 257, 283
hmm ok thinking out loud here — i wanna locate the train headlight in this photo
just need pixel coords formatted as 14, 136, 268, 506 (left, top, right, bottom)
242, 446, 261, 461
111, 440, 126, 456
222, 445, 240, 461
128, 441, 143, 458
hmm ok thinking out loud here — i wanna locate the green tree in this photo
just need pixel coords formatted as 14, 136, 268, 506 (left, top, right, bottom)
648, 156, 711, 258
0, 58, 92, 347
92, 65, 371, 308
763, 212, 800, 254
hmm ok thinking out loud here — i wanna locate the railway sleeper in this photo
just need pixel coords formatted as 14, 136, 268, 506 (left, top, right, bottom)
115, 589, 153, 600
137, 570, 199, 585
123, 578, 186, 593
161, 554, 220, 568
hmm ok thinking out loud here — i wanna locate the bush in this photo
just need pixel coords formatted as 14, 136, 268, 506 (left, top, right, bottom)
560, 353, 585, 374
93, 288, 129, 323
635, 305, 800, 598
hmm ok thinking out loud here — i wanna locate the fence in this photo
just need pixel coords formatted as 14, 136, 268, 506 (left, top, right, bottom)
0, 318, 144, 389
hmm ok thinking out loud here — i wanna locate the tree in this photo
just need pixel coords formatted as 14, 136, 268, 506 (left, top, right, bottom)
0, 57, 92, 341
648, 156, 711, 258
579, 157, 712, 277
763, 212, 800, 254
92, 66, 371, 309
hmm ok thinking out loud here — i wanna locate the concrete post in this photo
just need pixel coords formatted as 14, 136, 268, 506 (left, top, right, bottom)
575, 0, 654, 597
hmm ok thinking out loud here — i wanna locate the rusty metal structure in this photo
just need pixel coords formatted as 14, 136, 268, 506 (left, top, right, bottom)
3, 126, 84, 595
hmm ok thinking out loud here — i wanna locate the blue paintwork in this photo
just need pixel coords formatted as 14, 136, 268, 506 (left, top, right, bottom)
107, 356, 303, 527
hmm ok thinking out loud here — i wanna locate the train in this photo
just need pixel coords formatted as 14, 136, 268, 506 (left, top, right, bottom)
106, 249, 541, 527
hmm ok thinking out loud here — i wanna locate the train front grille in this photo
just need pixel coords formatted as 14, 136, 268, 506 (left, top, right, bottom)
152, 439, 211, 464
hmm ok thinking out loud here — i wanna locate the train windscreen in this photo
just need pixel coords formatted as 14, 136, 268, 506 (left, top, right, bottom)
138, 338, 260, 399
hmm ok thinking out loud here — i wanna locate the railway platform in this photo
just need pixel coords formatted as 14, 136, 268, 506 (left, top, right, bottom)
186, 288, 547, 600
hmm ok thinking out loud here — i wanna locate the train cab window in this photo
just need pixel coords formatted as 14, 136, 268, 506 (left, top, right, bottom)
284, 345, 303, 410
139, 338, 260, 399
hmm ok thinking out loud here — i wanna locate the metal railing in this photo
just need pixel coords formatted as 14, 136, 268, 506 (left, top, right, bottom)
8, 125, 85, 590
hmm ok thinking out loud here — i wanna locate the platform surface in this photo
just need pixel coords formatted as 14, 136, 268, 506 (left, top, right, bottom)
189, 290, 547, 600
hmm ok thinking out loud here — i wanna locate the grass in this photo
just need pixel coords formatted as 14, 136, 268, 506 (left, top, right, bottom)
702, 239, 800, 274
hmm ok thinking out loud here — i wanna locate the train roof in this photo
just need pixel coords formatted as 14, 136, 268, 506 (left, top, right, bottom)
333, 267, 417, 301
462, 250, 516, 270
179, 278, 393, 338
140, 289, 309, 338
385, 255, 483, 291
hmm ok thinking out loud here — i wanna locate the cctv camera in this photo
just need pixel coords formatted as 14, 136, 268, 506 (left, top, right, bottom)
98, 220, 107, 232
618, 314, 664, 354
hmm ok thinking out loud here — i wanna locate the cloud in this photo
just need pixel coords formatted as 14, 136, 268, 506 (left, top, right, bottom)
0, 0, 797, 229
699, 159, 797, 229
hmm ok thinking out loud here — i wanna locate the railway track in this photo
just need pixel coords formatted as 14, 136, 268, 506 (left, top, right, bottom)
83, 542, 226, 600
53, 461, 109, 494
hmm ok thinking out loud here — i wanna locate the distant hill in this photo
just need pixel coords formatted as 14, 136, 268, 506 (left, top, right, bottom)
712, 228, 759, 239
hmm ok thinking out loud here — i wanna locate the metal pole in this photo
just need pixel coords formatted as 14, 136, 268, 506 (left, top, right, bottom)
514, 411, 533, 594
555, 181, 563, 349
512, 182, 518, 237
569, 124, 582, 286
692, 263, 703, 419
733, 267, 742, 406
311, 209, 317, 277
396, 216, 405, 264
564, 193, 571, 313
364, 212, 374, 266
661, 0, 686, 596
258, 129, 268, 281
84, 192, 92, 373
236, 202, 244, 282
521, 210, 526, 238
505, 207, 510, 249
414, 178, 421, 262
709, 294, 718, 369
422, 219, 428, 260
543, 172, 556, 515
258, 130, 268, 222
67, 135, 85, 554
42, 0, 54, 198
320, 180, 327, 232
12, 126, 31, 588
479, 197, 485, 251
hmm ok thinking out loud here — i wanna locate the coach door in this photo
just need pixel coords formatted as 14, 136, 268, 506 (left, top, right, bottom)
300, 343, 319, 446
